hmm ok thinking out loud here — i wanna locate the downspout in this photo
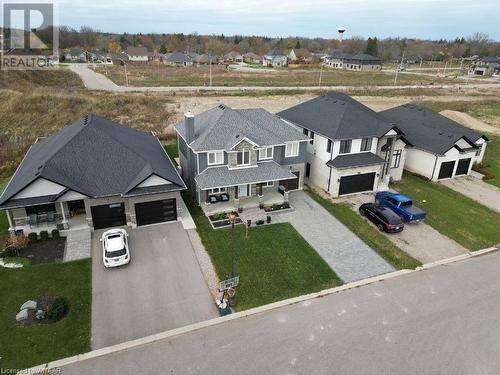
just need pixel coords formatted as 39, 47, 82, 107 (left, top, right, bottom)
327, 140, 334, 192
431, 155, 438, 180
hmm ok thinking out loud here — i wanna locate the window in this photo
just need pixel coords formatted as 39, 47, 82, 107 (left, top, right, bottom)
309, 131, 315, 145
285, 142, 299, 157
339, 140, 352, 154
208, 151, 223, 165
392, 150, 402, 168
259, 147, 273, 160
264, 181, 274, 187
475, 144, 482, 156
326, 139, 332, 153
361, 138, 372, 152
236, 150, 250, 166
303, 129, 309, 136
26, 203, 56, 216
209, 187, 226, 194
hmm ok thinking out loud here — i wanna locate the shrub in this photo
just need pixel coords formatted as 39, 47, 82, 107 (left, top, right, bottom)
28, 232, 38, 244
2, 247, 18, 257
51, 229, 60, 239
47, 297, 69, 322
6, 235, 29, 251
39, 231, 49, 241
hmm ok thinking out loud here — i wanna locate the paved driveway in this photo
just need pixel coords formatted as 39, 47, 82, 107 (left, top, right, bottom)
440, 176, 500, 213
338, 193, 468, 263
91, 223, 218, 349
274, 191, 394, 282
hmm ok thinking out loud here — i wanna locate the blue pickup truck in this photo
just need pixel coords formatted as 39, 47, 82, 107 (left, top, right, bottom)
375, 191, 426, 223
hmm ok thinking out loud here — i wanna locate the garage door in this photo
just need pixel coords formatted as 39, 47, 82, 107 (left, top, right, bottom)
455, 158, 471, 176
279, 171, 300, 191
438, 161, 455, 179
339, 173, 376, 196
135, 199, 177, 227
91, 203, 126, 230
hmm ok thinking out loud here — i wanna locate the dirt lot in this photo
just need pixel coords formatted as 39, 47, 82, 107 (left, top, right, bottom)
440, 110, 500, 134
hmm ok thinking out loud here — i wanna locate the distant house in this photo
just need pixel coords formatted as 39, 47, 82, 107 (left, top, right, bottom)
164, 52, 193, 66
125, 47, 149, 64
65, 48, 87, 63
223, 51, 244, 63
288, 49, 312, 64
323, 52, 382, 71
263, 48, 288, 68
243, 52, 261, 64
111, 53, 129, 65
186, 52, 199, 60
194, 54, 218, 65
468, 56, 500, 76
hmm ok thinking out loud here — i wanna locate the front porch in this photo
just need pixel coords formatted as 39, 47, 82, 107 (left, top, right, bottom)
202, 190, 287, 216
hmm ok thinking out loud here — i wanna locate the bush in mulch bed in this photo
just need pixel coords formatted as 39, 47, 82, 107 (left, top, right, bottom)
17, 238, 66, 265
18, 296, 69, 326
212, 218, 242, 228
264, 202, 291, 212
209, 211, 239, 222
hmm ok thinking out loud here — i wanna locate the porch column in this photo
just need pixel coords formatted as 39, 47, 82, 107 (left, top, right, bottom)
234, 186, 240, 210
6, 209, 15, 236
59, 201, 69, 229
284, 191, 290, 203
258, 183, 264, 208
386, 137, 397, 179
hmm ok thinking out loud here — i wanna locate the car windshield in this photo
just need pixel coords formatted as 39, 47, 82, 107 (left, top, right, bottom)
105, 248, 126, 258
400, 200, 413, 207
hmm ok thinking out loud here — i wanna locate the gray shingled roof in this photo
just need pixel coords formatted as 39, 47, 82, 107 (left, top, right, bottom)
176, 105, 309, 152
0, 115, 185, 208
165, 52, 192, 63
347, 53, 382, 63
195, 162, 296, 189
327, 152, 385, 169
277, 92, 398, 140
380, 104, 485, 155
126, 47, 149, 56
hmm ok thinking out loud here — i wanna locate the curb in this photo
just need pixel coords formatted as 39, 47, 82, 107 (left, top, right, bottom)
23, 245, 498, 373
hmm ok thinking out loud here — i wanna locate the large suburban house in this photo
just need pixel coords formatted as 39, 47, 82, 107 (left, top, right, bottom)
0, 115, 186, 235
380, 104, 488, 181
288, 49, 313, 64
223, 51, 244, 63
277, 92, 408, 197
125, 47, 150, 64
468, 56, 500, 76
263, 48, 288, 68
243, 52, 262, 64
323, 52, 382, 71
163, 52, 193, 66
175, 105, 309, 211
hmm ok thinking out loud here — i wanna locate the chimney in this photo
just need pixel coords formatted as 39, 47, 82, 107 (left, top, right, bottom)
184, 112, 195, 144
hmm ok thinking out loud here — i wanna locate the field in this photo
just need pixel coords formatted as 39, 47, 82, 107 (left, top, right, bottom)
94, 65, 463, 87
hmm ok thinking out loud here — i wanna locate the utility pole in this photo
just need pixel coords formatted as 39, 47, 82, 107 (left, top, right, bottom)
394, 49, 405, 86
318, 62, 323, 87
209, 56, 213, 87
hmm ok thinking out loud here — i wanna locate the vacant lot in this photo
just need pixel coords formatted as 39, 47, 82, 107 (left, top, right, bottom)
395, 172, 500, 251
0, 259, 91, 369
95, 65, 461, 87
186, 195, 342, 311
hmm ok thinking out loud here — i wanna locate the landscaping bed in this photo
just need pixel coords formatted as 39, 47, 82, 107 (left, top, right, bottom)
264, 202, 291, 212
307, 189, 422, 270
184, 193, 342, 311
208, 211, 243, 229
17, 238, 66, 265
395, 171, 500, 251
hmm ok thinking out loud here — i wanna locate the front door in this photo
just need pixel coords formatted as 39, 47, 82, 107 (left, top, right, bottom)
238, 184, 249, 198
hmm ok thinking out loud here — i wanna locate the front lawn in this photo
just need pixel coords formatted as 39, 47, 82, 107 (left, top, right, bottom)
164, 141, 178, 163
395, 172, 500, 251
474, 134, 499, 188
0, 177, 9, 246
186, 195, 342, 311
0, 259, 91, 369
307, 190, 421, 270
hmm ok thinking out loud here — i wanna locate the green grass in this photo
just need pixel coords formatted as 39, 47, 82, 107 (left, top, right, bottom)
0, 177, 9, 247
0, 259, 91, 369
164, 141, 179, 164
186, 194, 342, 311
395, 172, 500, 251
474, 134, 500, 188
413, 100, 500, 126
307, 189, 421, 270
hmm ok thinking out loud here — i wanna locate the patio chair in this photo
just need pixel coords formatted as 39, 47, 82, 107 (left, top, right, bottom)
28, 214, 38, 228
209, 195, 218, 204
220, 193, 230, 202
47, 211, 56, 224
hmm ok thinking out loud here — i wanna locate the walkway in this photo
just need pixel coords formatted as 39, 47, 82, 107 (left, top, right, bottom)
274, 191, 394, 282
440, 176, 500, 214
63, 227, 91, 262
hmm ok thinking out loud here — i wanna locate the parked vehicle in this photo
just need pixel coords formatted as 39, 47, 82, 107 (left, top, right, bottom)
101, 228, 130, 268
359, 203, 404, 233
375, 191, 426, 223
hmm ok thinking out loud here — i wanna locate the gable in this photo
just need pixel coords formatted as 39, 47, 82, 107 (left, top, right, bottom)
137, 174, 172, 188
55, 189, 88, 202
383, 129, 398, 136
13, 178, 66, 200
455, 137, 473, 149
230, 137, 259, 150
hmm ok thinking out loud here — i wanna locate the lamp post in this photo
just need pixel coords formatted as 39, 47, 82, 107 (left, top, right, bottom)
228, 212, 237, 307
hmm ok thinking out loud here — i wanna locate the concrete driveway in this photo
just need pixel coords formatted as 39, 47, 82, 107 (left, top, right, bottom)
338, 193, 468, 263
91, 223, 218, 349
440, 176, 500, 213
274, 191, 394, 282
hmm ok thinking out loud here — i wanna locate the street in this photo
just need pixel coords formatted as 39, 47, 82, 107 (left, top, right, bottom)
59, 251, 500, 375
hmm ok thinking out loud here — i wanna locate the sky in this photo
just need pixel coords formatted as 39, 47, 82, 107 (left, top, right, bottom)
47, 0, 500, 40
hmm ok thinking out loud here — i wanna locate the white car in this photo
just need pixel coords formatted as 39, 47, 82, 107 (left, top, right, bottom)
101, 229, 130, 268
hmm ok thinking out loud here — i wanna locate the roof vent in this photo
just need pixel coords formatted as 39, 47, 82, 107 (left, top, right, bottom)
37, 165, 43, 170
218, 104, 226, 110
235, 134, 240, 138
34, 172, 40, 177
83, 115, 89, 125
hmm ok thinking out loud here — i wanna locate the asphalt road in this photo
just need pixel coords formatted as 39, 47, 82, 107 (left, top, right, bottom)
91, 223, 218, 349
70, 64, 500, 93
62, 251, 500, 375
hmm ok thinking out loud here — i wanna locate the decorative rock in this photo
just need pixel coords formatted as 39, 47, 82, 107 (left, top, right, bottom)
20, 300, 37, 310
36, 310, 45, 320
16, 309, 28, 322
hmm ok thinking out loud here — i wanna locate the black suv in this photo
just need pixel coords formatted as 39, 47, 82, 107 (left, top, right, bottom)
359, 203, 404, 233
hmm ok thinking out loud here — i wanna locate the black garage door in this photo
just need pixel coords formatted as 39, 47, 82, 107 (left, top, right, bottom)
339, 173, 376, 196
135, 199, 177, 227
455, 158, 471, 176
279, 171, 300, 191
91, 203, 126, 230
438, 161, 455, 179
